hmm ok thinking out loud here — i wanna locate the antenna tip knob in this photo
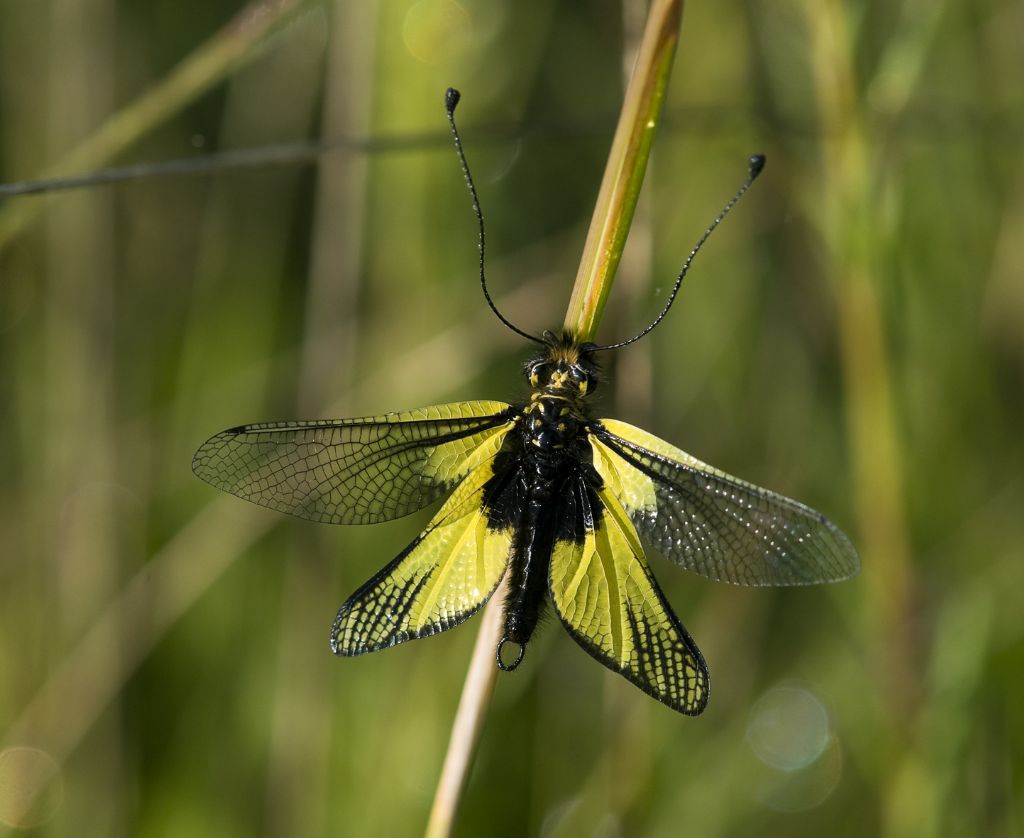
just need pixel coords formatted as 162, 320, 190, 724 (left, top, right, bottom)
748, 153, 766, 179
445, 87, 461, 114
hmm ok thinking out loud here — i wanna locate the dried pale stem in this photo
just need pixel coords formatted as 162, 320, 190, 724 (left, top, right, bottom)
424, 576, 509, 838
424, 2, 684, 836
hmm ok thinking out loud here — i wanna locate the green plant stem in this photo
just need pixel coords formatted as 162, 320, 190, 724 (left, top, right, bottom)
0, 0, 320, 258
562, 0, 683, 342
805, 0, 915, 717
424, 2, 684, 836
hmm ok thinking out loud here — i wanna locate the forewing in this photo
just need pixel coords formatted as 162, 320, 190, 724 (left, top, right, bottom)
591, 419, 859, 586
192, 401, 514, 524
548, 472, 709, 715
330, 458, 514, 655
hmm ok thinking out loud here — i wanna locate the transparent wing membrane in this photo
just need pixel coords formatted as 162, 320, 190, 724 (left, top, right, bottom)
591, 420, 859, 586
192, 401, 514, 525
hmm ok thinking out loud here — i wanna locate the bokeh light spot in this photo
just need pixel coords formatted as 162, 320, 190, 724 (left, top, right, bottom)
759, 734, 843, 813
746, 685, 830, 772
402, 0, 472, 65
0, 747, 63, 829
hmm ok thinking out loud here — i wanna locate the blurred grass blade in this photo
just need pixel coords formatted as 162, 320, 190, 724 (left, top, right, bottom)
0, 276, 547, 766
804, 0, 916, 728
0, 0, 321, 257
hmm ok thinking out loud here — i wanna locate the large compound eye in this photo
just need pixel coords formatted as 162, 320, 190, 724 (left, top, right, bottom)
567, 365, 589, 393
527, 361, 548, 387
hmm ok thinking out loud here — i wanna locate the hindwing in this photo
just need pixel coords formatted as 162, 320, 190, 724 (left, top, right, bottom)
330, 455, 515, 655
548, 470, 709, 715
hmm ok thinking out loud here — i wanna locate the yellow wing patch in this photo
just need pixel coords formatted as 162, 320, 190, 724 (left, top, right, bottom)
590, 428, 658, 516
330, 456, 513, 655
548, 477, 709, 715
418, 402, 512, 485
593, 417, 723, 516
599, 418, 721, 468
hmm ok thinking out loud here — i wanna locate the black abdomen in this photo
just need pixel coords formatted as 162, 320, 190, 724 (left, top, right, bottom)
496, 474, 563, 669
493, 393, 590, 670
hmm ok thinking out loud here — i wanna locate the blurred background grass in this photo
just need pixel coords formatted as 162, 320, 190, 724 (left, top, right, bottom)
1, 0, 1022, 835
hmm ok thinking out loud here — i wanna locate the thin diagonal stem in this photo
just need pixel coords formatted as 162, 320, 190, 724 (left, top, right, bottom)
0, 0, 320, 257
424, 575, 509, 838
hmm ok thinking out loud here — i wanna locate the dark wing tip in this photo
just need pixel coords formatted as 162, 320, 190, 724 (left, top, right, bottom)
328, 628, 346, 657
554, 609, 711, 716
686, 677, 711, 717
329, 605, 361, 657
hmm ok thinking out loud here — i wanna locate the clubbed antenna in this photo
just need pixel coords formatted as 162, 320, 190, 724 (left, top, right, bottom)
445, 88, 543, 345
